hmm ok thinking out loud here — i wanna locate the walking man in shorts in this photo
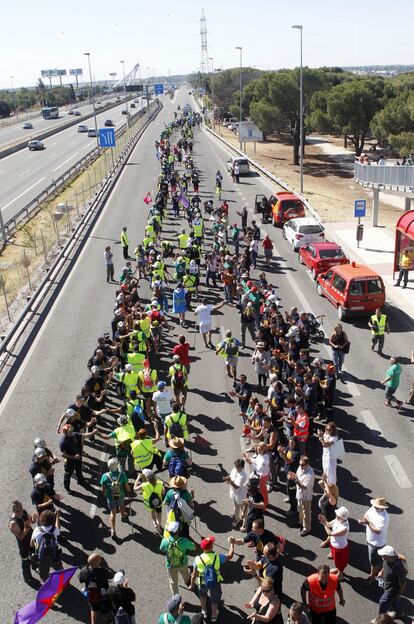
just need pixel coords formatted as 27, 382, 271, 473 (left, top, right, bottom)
194, 299, 227, 348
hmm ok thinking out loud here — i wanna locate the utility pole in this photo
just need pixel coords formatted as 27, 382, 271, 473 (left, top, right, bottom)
235, 47, 242, 149
292, 25, 304, 194
84, 52, 100, 152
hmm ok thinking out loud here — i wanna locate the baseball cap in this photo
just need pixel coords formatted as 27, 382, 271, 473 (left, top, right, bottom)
91, 366, 100, 373
157, 381, 166, 389
166, 594, 182, 613
65, 408, 76, 418
378, 545, 396, 557
166, 521, 180, 534
335, 506, 349, 519
113, 571, 125, 585
142, 468, 154, 479
33, 474, 47, 485
125, 364, 133, 372
200, 536, 215, 550
34, 448, 47, 459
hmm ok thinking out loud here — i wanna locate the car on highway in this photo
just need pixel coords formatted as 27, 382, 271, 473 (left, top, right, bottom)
68, 110, 74, 115
73, 110, 81, 116
87, 128, 97, 137
226, 157, 250, 175
28, 139, 45, 151
283, 217, 325, 251
104, 119, 115, 126
121, 109, 128, 115
316, 262, 385, 320
130, 103, 136, 108
77, 124, 88, 133
299, 241, 349, 279
22, 122, 33, 129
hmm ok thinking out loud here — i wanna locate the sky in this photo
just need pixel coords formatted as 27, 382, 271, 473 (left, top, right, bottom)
1, 0, 413, 89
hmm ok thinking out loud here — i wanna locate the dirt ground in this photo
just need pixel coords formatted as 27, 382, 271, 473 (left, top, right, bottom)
216, 125, 406, 231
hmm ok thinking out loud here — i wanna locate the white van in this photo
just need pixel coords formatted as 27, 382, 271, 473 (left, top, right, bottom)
227, 157, 250, 175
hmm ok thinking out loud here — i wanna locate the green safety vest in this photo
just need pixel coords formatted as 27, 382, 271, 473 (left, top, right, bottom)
183, 275, 196, 292
130, 330, 147, 352
194, 552, 223, 585
127, 352, 146, 372
113, 422, 136, 449
193, 220, 203, 238
140, 317, 151, 339
131, 438, 160, 469
219, 338, 239, 359
141, 480, 163, 509
178, 234, 189, 249
120, 231, 129, 246
146, 225, 155, 238
138, 369, 158, 393
370, 313, 387, 335
142, 236, 153, 250
117, 371, 139, 392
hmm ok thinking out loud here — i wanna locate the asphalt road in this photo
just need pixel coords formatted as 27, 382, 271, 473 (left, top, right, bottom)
0, 96, 147, 225
1, 87, 413, 623
0, 94, 130, 148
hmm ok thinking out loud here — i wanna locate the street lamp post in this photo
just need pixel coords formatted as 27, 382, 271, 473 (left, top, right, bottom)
10, 76, 18, 121
84, 52, 100, 152
235, 46, 242, 149
209, 57, 215, 131
120, 60, 130, 134
292, 25, 303, 194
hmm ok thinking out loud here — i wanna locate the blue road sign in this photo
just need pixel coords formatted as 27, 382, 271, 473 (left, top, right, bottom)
354, 199, 366, 218
99, 127, 116, 148
154, 83, 164, 95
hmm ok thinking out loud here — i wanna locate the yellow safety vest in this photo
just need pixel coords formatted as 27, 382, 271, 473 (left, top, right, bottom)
138, 369, 158, 393
113, 422, 136, 448
193, 220, 203, 238
370, 314, 387, 335
130, 330, 147, 353
164, 411, 189, 440
140, 317, 151, 339
141, 480, 163, 509
194, 552, 223, 585
119, 371, 139, 392
120, 231, 129, 246
127, 352, 146, 372
131, 438, 160, 469
183, 275, 196, 292
178, 234, 189, 249
126, 398, 144, 417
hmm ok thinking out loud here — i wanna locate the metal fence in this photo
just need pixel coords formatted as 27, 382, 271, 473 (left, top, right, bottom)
354, 161, 414, 191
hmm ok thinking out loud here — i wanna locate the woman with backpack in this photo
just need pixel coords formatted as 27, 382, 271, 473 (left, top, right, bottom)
164, 403, 189, 443
163, 476, 195, 539
169, 355, 189, 407
163, 437, 192, 479
134, 468, 165, 534
30, 509, 63, 581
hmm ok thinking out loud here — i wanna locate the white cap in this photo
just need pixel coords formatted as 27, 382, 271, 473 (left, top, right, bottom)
125, 364, 133, 372
378, 545, 396, 557
91, 366, 100, 373
107, 457, 118, 471
34, 448, 47, 459
335, 506, 349, 519
113, 571, 125, 585
65, 408, 76, 417
166, 521, 180, 534
117, 321, 125, 328
34, 473, 47, 485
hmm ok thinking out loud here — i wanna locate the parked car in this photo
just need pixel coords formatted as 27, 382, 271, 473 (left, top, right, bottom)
299, 242, 349, 279
283, 217, 325, 251
316, 262, 385, 320
77, 124, 88, 133
73, 110, 81, 116
271, 192, 305, 226
28, 140, 45, 151
87, 128, 97, 137
104, 119, 114, 126
23, 122, 33, 129
226, 157, 250, 175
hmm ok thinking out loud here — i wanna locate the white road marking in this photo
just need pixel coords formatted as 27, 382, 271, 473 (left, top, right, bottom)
360, 409, 382, 435
48, 141, 57, 147
52, 153, 79, 172
18, 168, 31, 177
1, 177, 46, 211
48, 152, 57, 159
384, 455, 412, 489
82, 143, 92, 150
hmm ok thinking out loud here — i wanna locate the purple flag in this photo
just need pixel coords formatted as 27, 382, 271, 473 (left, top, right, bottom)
14, 567, 78, 624
178, 187, 190, 210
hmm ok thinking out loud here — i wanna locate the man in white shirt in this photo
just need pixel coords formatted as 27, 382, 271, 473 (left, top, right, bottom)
359, 496, 390, 585
288, 456, 315, 536
194, 299, 227, 348
243, 443, 271, 508
224, 458, 249, 527
152, 381, 173, 429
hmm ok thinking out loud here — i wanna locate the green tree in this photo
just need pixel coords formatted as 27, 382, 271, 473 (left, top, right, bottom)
371, 91, 414, 144
388, 132, 414, 155
326, 79, 385, 155
250, 100, 284, 139
0, 100, 11, 118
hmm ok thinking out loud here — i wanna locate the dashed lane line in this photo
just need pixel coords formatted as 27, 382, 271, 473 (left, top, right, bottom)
360, 409, 382, 436
384, 455, 412, 489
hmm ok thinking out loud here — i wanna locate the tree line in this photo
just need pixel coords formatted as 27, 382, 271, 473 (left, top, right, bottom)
189, 67, 414, 163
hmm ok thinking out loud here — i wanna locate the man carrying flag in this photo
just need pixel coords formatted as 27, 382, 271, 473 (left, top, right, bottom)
14, 566, 78, 624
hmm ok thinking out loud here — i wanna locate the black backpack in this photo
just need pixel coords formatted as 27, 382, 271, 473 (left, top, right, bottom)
38, 527, 57, 563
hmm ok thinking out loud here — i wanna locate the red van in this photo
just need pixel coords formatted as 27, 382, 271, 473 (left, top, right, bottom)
316, 262, 385, 320
270, 192, 305, 226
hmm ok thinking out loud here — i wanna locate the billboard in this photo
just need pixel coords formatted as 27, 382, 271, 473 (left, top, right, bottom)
238, 120, 263, 142
69, 68, 83, 76
41, 69, 58, 78
125, 84, 143, 92
57, 69, 67, 76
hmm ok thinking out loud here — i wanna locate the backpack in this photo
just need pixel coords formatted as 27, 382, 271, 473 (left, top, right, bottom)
168, 452, 187, 478
38, 527, 57, 563
106, 473, 121, 499
168, 491, 195, 525
86, 581, 102, 607
224, 339, 238, 357
173, 367, 185, 390
114, 607, 132, 624
200, 554, 219, 589
167, 537, 187, 568
168, 413, 184, 438
147, 487, 163, 509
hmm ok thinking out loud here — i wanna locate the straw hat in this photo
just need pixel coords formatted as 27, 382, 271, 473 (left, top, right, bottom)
169, 437, 184, 449
169, 476, 187, 489
370, 496, 389, 509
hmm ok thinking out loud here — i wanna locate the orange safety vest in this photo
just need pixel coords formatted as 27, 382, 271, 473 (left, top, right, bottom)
308, 573, 338, 613
294, 413, 309, 441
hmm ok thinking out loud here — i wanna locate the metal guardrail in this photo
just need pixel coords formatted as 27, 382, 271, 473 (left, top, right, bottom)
2, 105, 149, 241
0, 100, 162, 365
354, 161, 414, 192
203, 124, 323, 224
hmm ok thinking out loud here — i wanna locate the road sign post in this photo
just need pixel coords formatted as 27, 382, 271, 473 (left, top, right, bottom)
99, 128, 116, 148
354, 199, 366, 248
154, 83, 164, 95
